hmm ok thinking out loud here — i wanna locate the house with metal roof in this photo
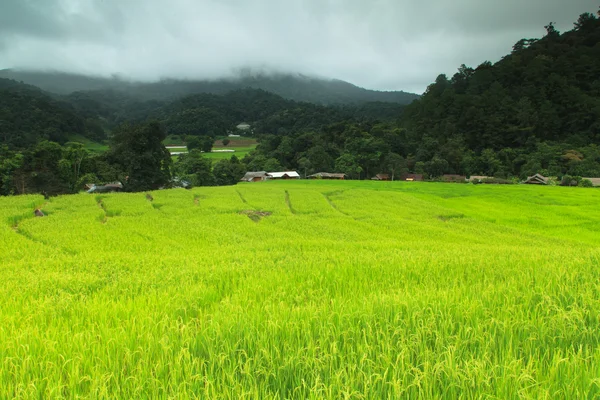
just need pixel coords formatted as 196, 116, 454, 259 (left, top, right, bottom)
268, 171, 300, 180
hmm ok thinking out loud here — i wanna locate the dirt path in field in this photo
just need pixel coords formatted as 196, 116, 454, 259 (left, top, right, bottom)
285, 190, 296, 214
236, 189, 248, 204
322, 191, 350, 216
10, 201, 77, 255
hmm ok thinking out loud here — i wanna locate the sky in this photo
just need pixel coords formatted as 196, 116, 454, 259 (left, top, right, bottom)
0, 0, 597, 94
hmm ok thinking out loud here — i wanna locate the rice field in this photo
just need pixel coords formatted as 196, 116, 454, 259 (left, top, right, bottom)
1, 181, 599, 398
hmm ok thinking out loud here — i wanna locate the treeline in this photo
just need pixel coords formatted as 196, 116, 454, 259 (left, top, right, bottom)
1, 10, 600, 196
0, 122, 248, 195
242, 10, 600, 179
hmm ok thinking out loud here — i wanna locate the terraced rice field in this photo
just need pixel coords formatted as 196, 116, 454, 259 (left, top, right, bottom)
1, 181, 599, 398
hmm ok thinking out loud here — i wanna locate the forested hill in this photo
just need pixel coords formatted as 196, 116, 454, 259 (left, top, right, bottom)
0, 70, 419, 105
397, 11, 600, 177
0, 78, 97, 148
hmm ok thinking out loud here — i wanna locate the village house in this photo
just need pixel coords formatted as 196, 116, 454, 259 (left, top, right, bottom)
582, 178, 600, 187
442, 174, 467, 183
268, 171, 301, 180
468, 176, 493, 183
400, 173, 424, 181
236, 122, 251, 131
86, 182, 123, 194
524, 174, 549, 185
240, 171, 270, 182
371, 174, 390, 181
308, 172, 347, 180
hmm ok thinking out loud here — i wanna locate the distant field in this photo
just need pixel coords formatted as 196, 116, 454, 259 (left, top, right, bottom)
1, 181, 599, 398
68, 135, 108, 153
68, 136, 257, 161
203, 146, 255, 160
167, 147, 187, 153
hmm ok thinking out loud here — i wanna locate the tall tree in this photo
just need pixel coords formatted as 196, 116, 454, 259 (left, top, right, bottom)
107, 121, 172, 191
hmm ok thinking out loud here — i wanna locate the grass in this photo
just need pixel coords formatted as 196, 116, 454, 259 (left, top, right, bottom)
1, 181, 600, 398
67, 135, 109, 153
167, 147, 188, 153
203, 146, 255, 160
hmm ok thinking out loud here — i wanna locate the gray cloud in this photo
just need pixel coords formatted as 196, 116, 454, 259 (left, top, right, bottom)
0, 0, 597, 93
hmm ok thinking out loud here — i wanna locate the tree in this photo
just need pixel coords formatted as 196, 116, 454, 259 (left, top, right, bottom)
186, 136, 202, 151
425, 157, 449, 178
175, 150, 214, 186
222, 138, 230, 147
59, 142, 89, 192
263, 158, 283, 172
383, 153, 407, 181
108, 121, 172, 192
213, 159, 246, 186
306, 145, 334, 174
335, 153, 362, 179
202, 137, 214, 153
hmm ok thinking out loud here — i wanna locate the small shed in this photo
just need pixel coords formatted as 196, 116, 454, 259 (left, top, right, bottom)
582, 178, 600, 187
87, 182, 123, 194
236, 122, 251, 131
241, 171, 270, 182
268, 171, 301, 180
371, 174, 390, 181
524, 174, 549, 185
400, 173, 424, 182
468, 176, 492, 183
442, 174, 467, 183
308, 172, 346, 180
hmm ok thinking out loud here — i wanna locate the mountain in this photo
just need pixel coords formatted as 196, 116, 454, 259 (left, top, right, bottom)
0, 70, 419, 105
397, 11, 600, 177
0, 78, 93, 148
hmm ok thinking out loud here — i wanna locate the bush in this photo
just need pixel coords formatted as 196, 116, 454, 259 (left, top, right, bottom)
560, 175, 581, 187
579, 179, 593, 188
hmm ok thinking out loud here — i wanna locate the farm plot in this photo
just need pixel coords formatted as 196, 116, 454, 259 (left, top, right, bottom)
1, 181, 599, 398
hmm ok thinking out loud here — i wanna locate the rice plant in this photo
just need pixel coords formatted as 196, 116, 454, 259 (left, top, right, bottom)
1, 181, 599, 398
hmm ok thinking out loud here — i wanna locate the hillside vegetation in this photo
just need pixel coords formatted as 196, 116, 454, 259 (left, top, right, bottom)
0, 70, 420, 105
1, 181, 599, 398
1, 11, 600, 197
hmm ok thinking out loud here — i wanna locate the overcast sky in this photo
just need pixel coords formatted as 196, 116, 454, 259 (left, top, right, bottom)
0, 0, 597, 93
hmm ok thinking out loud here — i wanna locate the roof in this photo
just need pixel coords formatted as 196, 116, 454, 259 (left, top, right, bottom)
524, 174, 549, 184
243, 171, 269, 178
86, 183, 123, 194
308, 172, 346, 178
268, 171, 300, 178
582, 177, 600, 187
401, 174, 423, 181
443, 174, 466, 179
469, 176, 492, 181
241, 171, 269, 181
371, 174, 390, 180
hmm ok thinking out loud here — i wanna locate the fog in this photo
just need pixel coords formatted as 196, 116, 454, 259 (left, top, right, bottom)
0, 0, 596, 93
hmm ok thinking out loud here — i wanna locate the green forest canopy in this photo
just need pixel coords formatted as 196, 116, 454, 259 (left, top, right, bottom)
1, 10, 599, 195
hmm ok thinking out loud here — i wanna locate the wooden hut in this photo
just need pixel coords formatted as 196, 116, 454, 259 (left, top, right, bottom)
371, 174, 390, 181
241, 171, 270, 182
308, 172, 346, 180
400, 173, 424, 181
524, 174, 549, 185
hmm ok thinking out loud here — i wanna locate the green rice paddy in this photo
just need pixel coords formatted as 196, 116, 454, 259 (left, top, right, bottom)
1, 181, 599, 398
